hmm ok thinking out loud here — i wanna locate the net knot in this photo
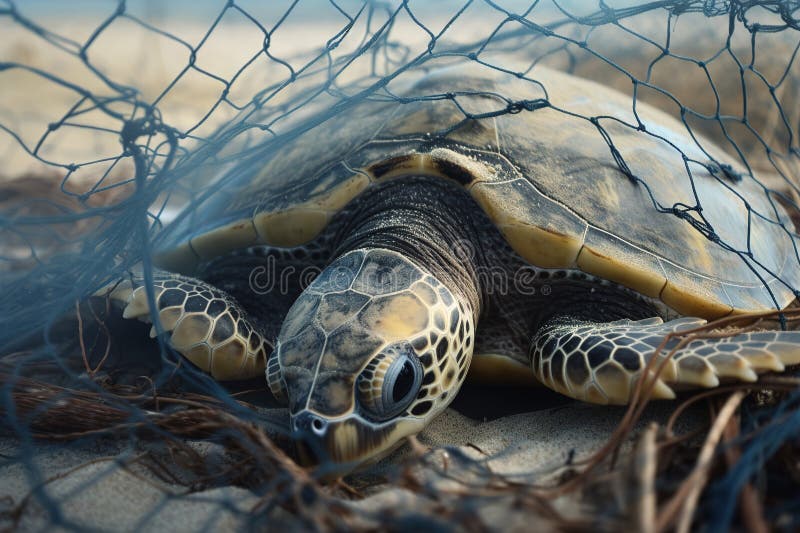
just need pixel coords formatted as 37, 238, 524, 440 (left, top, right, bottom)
506, 99, 548, 114
120, 117, 159, 147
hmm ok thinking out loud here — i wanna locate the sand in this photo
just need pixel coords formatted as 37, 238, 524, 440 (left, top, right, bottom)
0, 437, 260, 530
0, 398, 705, 531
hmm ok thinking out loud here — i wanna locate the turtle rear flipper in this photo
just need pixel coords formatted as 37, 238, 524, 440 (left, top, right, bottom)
100, 270, 273, 382
530, 316, 800, 405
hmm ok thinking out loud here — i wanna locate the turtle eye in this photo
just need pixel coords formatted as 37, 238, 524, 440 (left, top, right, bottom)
391, 360, 416, 402
357, 348, 422, 421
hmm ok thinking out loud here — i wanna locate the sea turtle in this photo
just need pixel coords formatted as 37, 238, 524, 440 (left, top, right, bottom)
101, 62, 800, 472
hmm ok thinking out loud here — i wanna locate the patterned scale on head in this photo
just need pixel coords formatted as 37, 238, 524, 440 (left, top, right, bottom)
267, 249, 475, 466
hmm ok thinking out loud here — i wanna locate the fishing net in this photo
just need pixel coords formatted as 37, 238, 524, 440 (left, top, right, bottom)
1, 0, 800, 530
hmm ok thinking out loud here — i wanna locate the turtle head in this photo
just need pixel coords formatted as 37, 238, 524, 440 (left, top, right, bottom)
266, 248, 474, 473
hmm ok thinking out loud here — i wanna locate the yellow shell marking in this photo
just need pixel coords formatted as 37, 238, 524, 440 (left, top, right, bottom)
254, 208, 330, 247
499, 223, 583, 269
254, 173, 370, 247
191, 219, 258, 260
468, 179, 588, 270
153, 242, 198, 274
576, 246, 666, 298
660, 278, 734, 319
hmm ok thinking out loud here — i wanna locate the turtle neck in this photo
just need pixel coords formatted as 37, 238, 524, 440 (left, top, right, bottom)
331, 176, 485, 318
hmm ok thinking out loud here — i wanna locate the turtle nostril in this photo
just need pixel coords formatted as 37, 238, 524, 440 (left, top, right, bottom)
293, 411, 328, 437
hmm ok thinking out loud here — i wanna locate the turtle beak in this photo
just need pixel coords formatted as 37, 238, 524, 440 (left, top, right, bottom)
291, 410, 408, 477
291, 411, 333, 468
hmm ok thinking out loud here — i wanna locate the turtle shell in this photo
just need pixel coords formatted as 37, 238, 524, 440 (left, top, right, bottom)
156, 62, 800, 319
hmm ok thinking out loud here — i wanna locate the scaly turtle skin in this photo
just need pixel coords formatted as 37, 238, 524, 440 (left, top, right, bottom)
101, 63, 800, 472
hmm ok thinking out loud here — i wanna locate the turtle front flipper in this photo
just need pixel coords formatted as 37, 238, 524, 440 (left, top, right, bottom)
530, 316, 800, 405
99, 270, 272, 382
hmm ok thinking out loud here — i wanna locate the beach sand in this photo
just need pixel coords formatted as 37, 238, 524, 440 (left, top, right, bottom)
0, 399, 703, 531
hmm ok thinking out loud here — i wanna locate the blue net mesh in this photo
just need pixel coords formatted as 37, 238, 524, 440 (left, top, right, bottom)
1, 0, 800, 530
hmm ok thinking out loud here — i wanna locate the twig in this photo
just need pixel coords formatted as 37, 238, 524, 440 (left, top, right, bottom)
74, 300, 93, 376
635, 423, 658, 533
657, 391, 746, 533
85, 297, 112, 375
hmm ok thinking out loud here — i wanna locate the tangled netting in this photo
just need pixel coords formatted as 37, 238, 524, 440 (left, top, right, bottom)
2, 0, 800, 530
